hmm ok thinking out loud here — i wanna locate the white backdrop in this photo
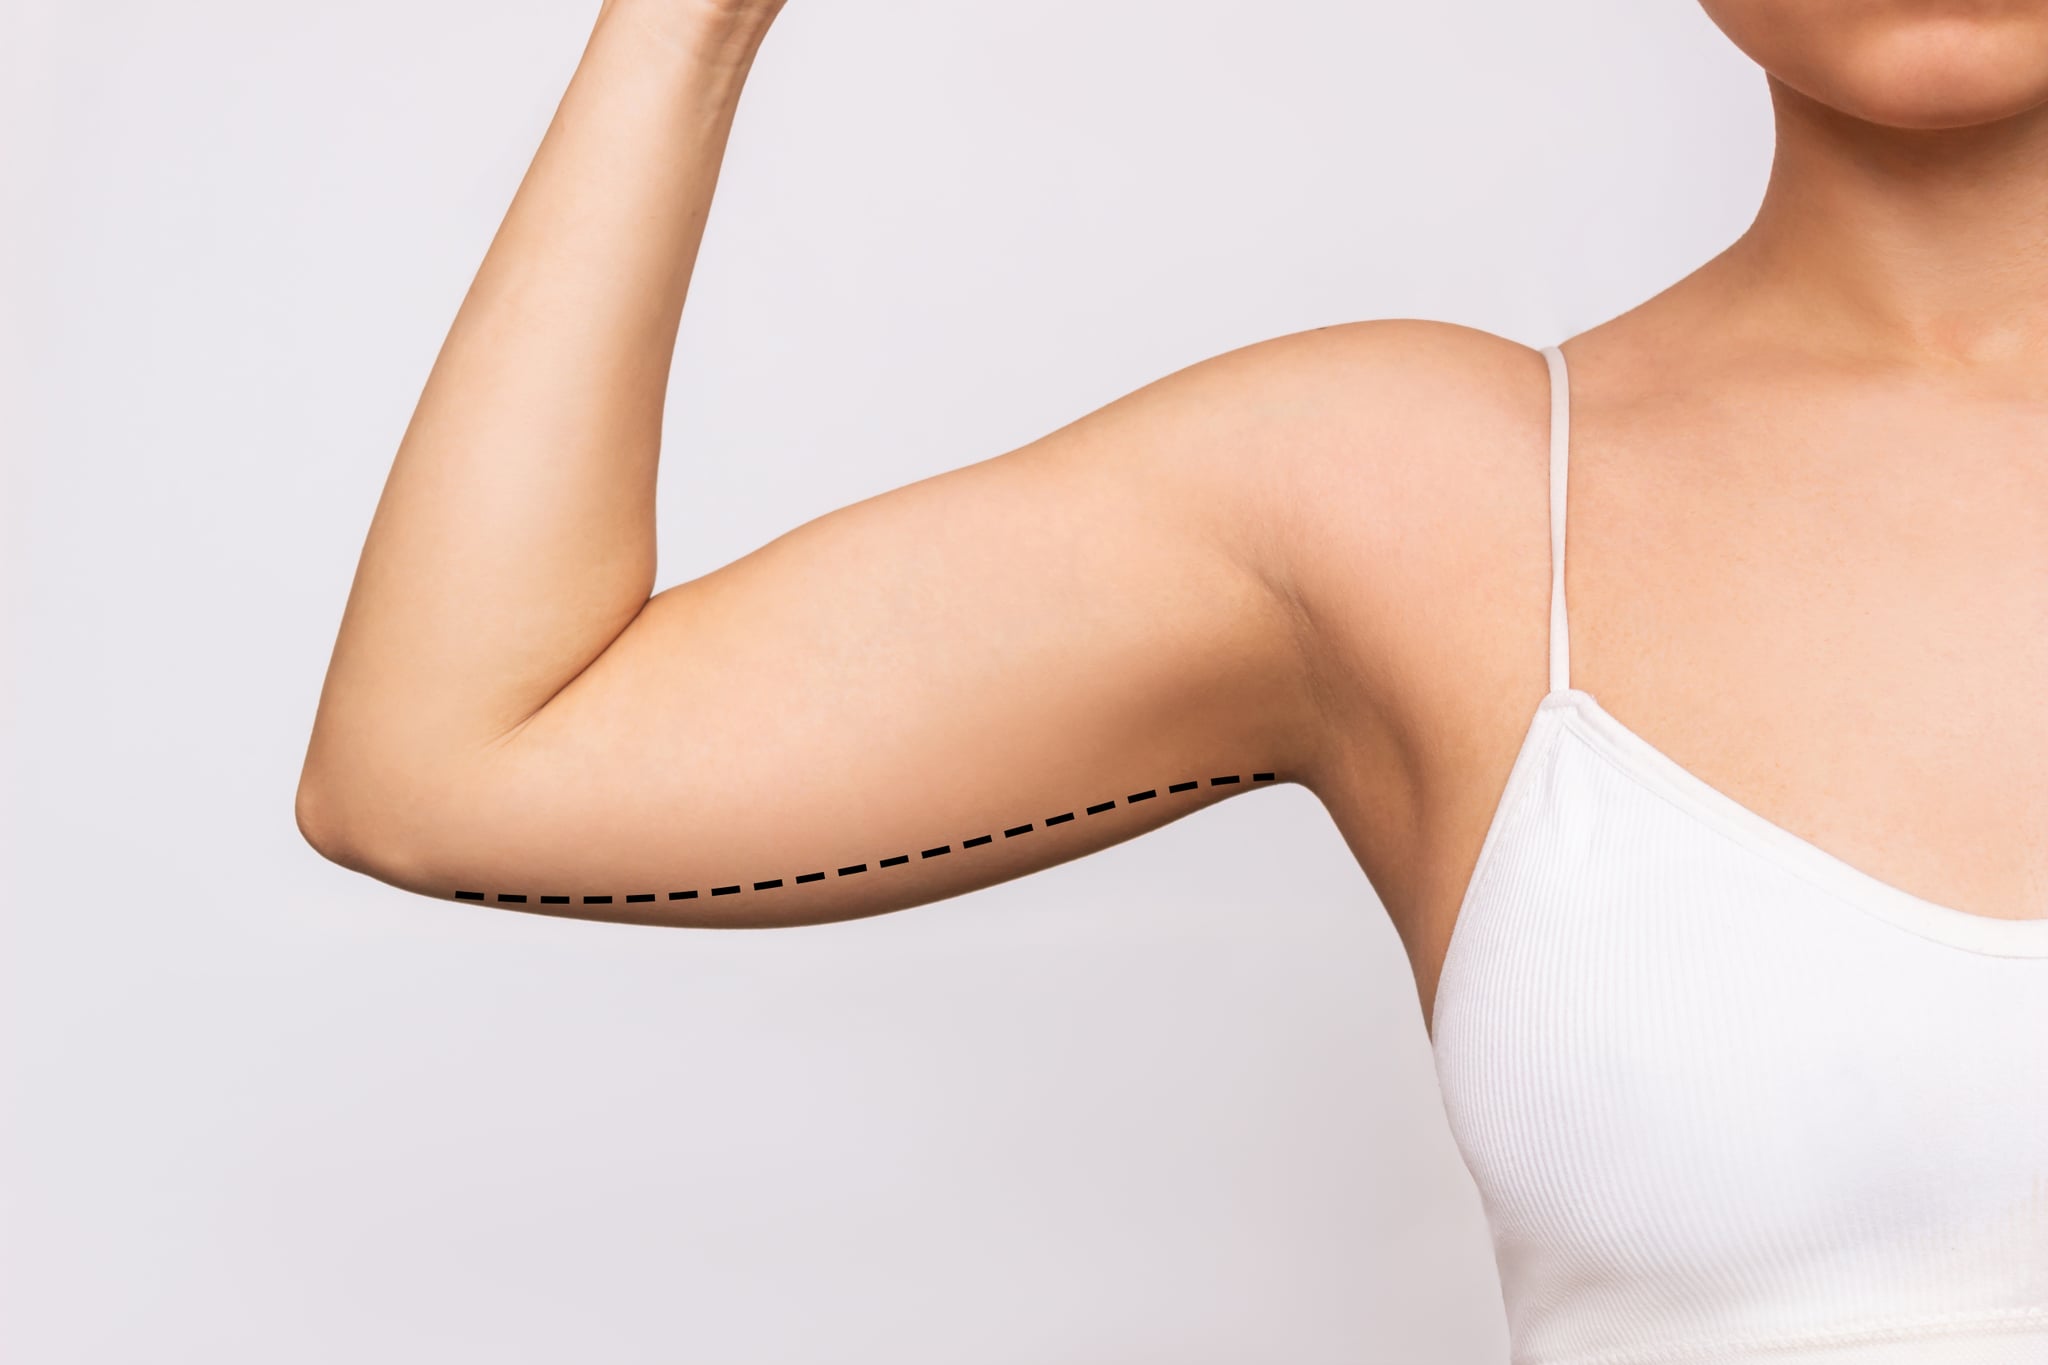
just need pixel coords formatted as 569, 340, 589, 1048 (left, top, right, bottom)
4, 2, 1770, 1360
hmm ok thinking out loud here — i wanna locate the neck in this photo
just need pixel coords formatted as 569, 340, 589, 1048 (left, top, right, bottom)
1718, 74, 2048, 376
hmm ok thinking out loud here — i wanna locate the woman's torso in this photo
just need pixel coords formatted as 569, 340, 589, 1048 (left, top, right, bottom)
1283, 299, 2048, 1360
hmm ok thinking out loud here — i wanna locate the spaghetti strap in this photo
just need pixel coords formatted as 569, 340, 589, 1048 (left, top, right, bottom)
1541, 343, 1572, 693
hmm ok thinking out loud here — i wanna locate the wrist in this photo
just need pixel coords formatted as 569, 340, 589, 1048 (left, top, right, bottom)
594, 0, 781, 71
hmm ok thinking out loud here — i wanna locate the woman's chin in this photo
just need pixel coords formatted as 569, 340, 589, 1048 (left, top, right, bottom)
1820, 36, 2048, 130
1704, 2, 2048, 131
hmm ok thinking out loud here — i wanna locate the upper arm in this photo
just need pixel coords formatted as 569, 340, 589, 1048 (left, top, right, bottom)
304, 322, 1464, 925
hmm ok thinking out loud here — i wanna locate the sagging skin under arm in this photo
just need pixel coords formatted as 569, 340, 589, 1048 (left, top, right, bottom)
444, 769, 1279, 926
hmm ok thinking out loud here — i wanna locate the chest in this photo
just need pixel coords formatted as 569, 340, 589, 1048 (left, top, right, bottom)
1430, 714, 2048, 1357
1311, 390, 2048, 1034
1553, 401, 2048, 928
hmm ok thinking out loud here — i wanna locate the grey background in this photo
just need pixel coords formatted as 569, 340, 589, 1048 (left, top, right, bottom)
5, 2, 1769, 1360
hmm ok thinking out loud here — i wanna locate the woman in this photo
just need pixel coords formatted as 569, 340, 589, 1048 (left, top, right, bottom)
298, 0, 2048, 1358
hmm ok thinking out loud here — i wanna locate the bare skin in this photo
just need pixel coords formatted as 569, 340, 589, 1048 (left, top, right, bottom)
298, 0, 2048, 1041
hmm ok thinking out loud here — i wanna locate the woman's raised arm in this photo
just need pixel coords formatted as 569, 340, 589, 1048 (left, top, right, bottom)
295, 0, 1369, 927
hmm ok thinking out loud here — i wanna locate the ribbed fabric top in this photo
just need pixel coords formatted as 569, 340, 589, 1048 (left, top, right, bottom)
1428, 342, 2048, 1365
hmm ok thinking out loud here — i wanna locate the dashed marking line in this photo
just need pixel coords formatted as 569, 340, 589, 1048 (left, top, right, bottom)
455, 770, 1277, 907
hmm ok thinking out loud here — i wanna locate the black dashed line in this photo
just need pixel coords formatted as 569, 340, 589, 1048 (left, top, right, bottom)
452, 766, 1279, 905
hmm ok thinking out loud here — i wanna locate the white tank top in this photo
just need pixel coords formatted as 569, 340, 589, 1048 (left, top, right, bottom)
1429, 342, 2048, 1364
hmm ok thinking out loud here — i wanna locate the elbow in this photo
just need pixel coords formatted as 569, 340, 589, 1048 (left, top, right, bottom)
294, 759, 440, 892
295, 763, 385, 880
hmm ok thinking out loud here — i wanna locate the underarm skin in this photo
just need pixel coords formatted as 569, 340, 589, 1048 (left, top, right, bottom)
448, 769, 1278, 918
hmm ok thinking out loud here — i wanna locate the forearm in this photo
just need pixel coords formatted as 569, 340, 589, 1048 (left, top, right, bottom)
303, 2, 775, 828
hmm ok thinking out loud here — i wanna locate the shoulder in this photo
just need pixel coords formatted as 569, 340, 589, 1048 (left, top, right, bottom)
1195, 316, 1550, 625
1210, 316, 1541, 419
1274, 316, 1545, 533
1061, 317, 1552, 792
1058, 316, 1549, 636
1154, 317, 1540, 446
1173, 318, 1546, 547
1132, 315, 1548, 597
1185, 319, 1556, 788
